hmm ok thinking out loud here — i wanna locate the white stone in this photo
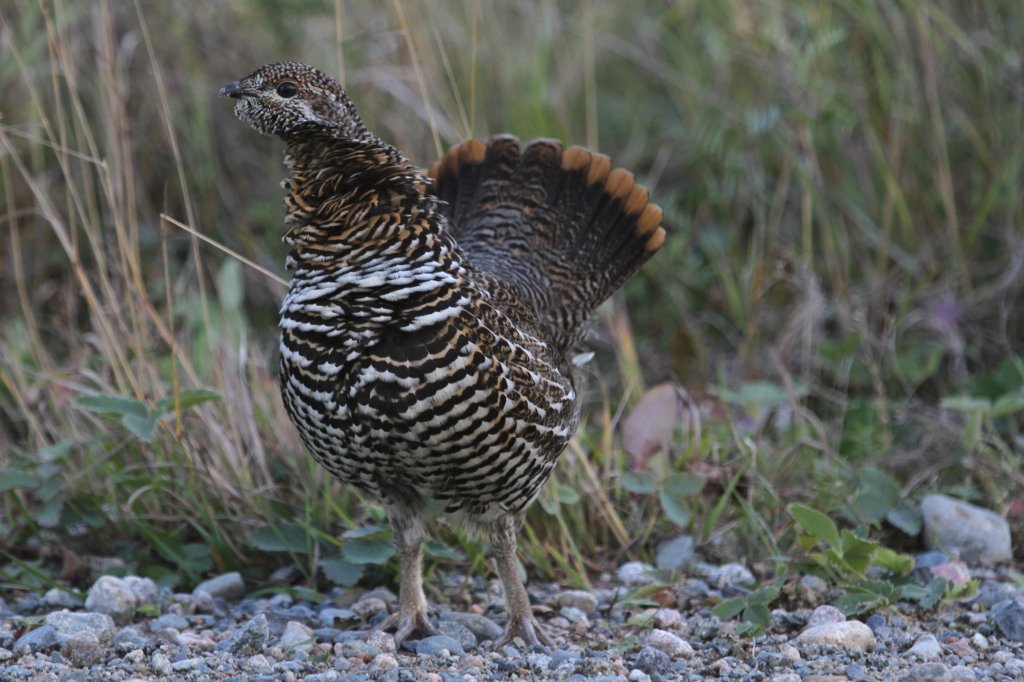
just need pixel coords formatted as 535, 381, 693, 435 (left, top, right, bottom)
905, 634, 943, 659
796, 620, 875, 652
646, 628, 694, 658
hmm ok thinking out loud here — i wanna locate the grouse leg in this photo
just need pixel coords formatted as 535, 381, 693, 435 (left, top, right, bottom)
374, 510, 439, 645
491, 514, 553, 648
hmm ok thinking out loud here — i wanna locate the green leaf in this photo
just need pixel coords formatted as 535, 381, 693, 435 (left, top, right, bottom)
991, 392, 1024, 417
155, 388, 222, 415
788, 504, 841, 551
122, 412, 161, 442
658, 489, 692, 527
711, 598, 746, 620
661, 472, 706, 497
885, 505, 922, 536
871, 547, 914, 576
250, 524, 312, 554
743, 603, 771, 628
0, 468, 37, 492
621, 471, 657, 494
901, 577, 947, 609
838, 530, 877, 573
835, 590, 884, 615
36, 494, 65, 528
321, 557, 363, 587
342, 537, 395, 565
556, 484, 580, 505
75, 394, 149, 419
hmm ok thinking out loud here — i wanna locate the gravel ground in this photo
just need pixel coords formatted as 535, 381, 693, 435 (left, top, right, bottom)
2, 554, 1023, 682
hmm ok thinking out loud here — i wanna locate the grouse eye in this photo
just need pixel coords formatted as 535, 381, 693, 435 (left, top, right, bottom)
276, 80, 299, 98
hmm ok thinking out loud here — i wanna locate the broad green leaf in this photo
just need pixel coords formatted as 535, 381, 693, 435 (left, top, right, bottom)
321, 557, 363, 587
711, 598, 746, 620
0, 469, 36, 492
342, 537, 395, 565
621, 471, 658, 494
122, 412, 161, 442
661, 472, 706, 498
871, 547, 914, 576
36, 494, 65, 528
155, 388, 222, 415
743, 603, 771, 628
901, 578, 947, 609
886, 505, 922, 536
250, 524, 312, 553
838, 530, 877, 573
747, 584, 780, 605
658, 489, 692, 527
788, 504, 841, 551
75, 394, 149, 419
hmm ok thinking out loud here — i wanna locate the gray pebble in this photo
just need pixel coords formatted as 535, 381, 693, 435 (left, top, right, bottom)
222, 613, 270, 655
920, 494, 1011, 563
437, 619, 477, 649
526, 651, 552, 670
808, 604, 846, 626
278, 620, 315, 653
618, 561, 655, 586
193, 571, 245, 600
149, 613, 190, 631
796, 575, 829, 605
415, 634, 464, 657
974, 581, 1019, 608
350, 597, 388, 620
990, 596, 1024, 642
901, 662, 951, 681
42, 587, 81, 609
555, 589, 599, 614
150, 651, 173, 676
634, 645, 670, 674
172, 656, 205, 671
440, 612, 503, 642
14, 624, 59, 653
319, 608, 359, 627
949, 665, 976, 681
63, 629, 103, 667
301, 672, 342, 682
340, 639, 382, 658
647, 628, 693, 658
44, 610, 117, 645
655, 535, 696, 570
905, 634, 943, 659
561, 605, 589, 624
707, 562, 755, 588
85, 575, 138, 625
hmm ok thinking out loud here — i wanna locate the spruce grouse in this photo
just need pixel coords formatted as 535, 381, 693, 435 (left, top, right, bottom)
221, 62, 665, 646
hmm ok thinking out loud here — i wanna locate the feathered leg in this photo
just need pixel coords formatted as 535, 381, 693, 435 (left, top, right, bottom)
374, 509, 439, 645
491, 513, 553, 648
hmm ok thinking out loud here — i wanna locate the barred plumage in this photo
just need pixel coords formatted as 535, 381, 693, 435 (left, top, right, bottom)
221, 61, 664, 646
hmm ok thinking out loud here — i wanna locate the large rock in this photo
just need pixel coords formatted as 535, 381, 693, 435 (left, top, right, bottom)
44, 611, 117, 646
920, 494, 1011, 563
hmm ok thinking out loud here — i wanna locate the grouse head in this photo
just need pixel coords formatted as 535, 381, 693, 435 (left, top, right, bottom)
220, 62, 368, 140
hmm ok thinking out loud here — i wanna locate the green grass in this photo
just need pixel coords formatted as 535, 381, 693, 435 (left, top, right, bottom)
1, 0, 1022, 600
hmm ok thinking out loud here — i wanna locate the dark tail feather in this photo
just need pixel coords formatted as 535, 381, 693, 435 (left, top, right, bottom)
428, 136, 665, 350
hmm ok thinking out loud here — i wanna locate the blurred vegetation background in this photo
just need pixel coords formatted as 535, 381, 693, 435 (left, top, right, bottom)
1, 1, 1021, 595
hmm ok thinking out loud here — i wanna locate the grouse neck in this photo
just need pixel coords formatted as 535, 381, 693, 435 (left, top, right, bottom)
280, 133, 444, 268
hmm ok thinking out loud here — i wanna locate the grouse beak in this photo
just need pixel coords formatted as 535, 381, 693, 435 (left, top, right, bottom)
219, 81, 244, 99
